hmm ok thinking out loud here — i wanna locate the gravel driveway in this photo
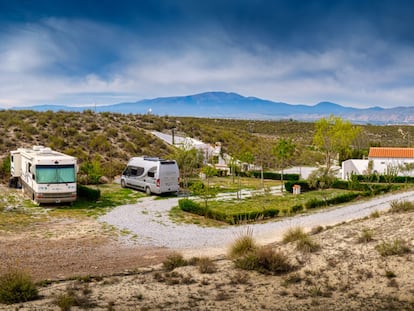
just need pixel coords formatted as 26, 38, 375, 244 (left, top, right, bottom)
99, 190, 414, 253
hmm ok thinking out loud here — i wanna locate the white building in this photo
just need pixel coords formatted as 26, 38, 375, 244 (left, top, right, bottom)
341, 147, 414, 180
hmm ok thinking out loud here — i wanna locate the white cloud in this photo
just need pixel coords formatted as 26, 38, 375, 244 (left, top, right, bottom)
1, 17, 414, 109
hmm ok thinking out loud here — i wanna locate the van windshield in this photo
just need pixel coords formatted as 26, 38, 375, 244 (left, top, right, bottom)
36, 164, 76, 183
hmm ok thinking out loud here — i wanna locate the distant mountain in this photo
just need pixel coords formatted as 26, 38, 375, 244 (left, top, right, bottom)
10, 91, 414, 124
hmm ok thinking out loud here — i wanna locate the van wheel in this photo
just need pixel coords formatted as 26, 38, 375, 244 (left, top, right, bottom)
120, 179, 126, 188
145, 187, 151, 195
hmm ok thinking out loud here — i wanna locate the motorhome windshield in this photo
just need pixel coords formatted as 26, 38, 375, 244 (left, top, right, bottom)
35, 164, 76, 183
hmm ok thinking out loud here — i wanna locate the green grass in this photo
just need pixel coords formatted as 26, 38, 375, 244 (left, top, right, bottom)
205, 189, 354, 220
49, 183, 145, 218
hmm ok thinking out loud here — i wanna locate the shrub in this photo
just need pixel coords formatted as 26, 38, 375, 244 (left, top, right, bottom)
282, 227, 307, 244
0, 270, 38, 304
162, 252, 188, 271
228, 228, 257, 259
375, 239, 411, 257
234, 247, 294, 275
285, 180, 312, 193
77, 184, 101, 201
178, 199, 206, 216
357, 228, 374, 243
295, 235, 320, 253
389, 200, 414, 213
196, 257, 217, 274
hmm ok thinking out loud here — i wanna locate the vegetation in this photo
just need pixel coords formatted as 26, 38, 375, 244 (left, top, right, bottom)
389, 200, 414, 213
375, 239, 411, 257
0, 270, 38, 304
228, 228, 257, 259
2, 110, 414, 186
162, 252, 188, 271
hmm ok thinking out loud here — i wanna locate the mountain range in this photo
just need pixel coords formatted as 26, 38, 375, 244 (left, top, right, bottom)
9, 92, 414, 124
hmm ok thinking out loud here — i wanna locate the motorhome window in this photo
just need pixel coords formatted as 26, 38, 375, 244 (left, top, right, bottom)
36, 164, 76, 183
160, 161, 176, 165
130, 167, 138, 176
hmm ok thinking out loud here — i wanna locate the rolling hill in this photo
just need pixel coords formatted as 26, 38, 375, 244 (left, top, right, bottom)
9, 91, 414, 124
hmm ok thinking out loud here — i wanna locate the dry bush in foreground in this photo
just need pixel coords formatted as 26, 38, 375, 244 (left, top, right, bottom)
228, 227, 257, 259
375, 239, 411, 256
389, 200, 414, 213
162, 252, 188, 271
0, 270, 38, 304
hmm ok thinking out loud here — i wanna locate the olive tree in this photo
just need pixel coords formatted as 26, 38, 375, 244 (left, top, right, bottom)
313, 115, 360, 175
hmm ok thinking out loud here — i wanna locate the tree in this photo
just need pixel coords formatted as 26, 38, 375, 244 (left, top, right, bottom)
171, 146, 204, 194
313, 115, 360, 175
272, 138, 296, 192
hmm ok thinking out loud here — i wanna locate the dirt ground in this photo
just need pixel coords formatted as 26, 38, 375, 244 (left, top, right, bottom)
0, 218, 172, 283
0, 210, 413, 310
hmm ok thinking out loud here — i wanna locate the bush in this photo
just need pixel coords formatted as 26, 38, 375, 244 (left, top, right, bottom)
76, 184, 101, 201
0, 270, 38, 304
284, 180, 312, 193
228, 228, 257, 259
163, 252, 188, 271
178, 199, 206, 216
375, 239, 411, 257
295, 235, 320, 253
389, 200, 414, 213
196, 257, 217, 274
357, 228, 375, 243
234, 246, 294, 275
251, 171, 300, 181
282, 227, 307, 244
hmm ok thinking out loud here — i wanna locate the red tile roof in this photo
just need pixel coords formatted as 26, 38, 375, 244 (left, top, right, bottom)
368, 147, 414, 158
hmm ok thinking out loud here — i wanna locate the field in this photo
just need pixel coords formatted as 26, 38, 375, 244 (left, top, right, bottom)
0, 183, 413, 310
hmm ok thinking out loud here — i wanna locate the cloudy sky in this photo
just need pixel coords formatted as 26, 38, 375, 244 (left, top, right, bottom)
1, 0, 414, 108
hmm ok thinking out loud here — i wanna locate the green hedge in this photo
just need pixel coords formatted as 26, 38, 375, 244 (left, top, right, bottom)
251, 171, 300, 181
284, 180, 313, 193
354, 174, 414, 183
304, 192, 360, 209
178, 199, 279, 224
77, 184, 101, 201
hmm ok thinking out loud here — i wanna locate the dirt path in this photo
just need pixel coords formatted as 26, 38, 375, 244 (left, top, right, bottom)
99, 190, 414, 257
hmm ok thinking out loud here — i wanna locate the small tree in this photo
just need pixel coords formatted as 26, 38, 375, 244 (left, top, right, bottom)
171, 146, 204, 195
308, 167, 337, 202
313, 116, 360, 175
272, 138, 296, 192
79, 156, 103, 185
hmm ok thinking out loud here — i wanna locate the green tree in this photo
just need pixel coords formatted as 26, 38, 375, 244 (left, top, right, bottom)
272, 138, 296, 192
313, 116, 360, 174
79, 156, 103, 185
171, 146, 204, 194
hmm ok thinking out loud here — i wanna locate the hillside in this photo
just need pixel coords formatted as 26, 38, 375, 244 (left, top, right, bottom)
1, 110, 414, 181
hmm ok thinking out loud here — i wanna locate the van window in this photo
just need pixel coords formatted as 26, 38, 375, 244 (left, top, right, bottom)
131, 166, 145, 176
147, 167, 157, 178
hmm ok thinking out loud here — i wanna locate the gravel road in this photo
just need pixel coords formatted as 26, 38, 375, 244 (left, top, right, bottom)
98, 190, 414, 254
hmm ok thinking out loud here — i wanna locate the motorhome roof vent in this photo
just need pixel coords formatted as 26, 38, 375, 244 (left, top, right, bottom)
40, 147, 53, 154
32, 145, 44, 151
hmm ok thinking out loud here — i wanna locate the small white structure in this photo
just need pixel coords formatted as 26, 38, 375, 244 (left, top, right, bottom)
342, 147, 414, 180
10, 146, 77, 203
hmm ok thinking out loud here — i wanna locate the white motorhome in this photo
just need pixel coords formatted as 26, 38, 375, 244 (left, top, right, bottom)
9, 146, 77, 204
121, 157, 180, 195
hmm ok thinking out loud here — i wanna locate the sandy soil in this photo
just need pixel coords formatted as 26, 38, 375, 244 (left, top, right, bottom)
1, 205, 413, 310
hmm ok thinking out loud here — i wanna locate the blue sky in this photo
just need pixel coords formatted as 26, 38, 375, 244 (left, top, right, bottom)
1, 0, 414, 108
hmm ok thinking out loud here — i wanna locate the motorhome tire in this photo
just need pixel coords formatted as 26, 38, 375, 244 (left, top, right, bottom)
121, 179, 126, 188
145, 187, 151, 195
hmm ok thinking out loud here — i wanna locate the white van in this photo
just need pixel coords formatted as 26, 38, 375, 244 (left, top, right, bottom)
120, 157, 180, 195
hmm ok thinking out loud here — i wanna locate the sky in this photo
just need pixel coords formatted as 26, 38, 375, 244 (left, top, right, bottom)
1, 0, 414, 109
